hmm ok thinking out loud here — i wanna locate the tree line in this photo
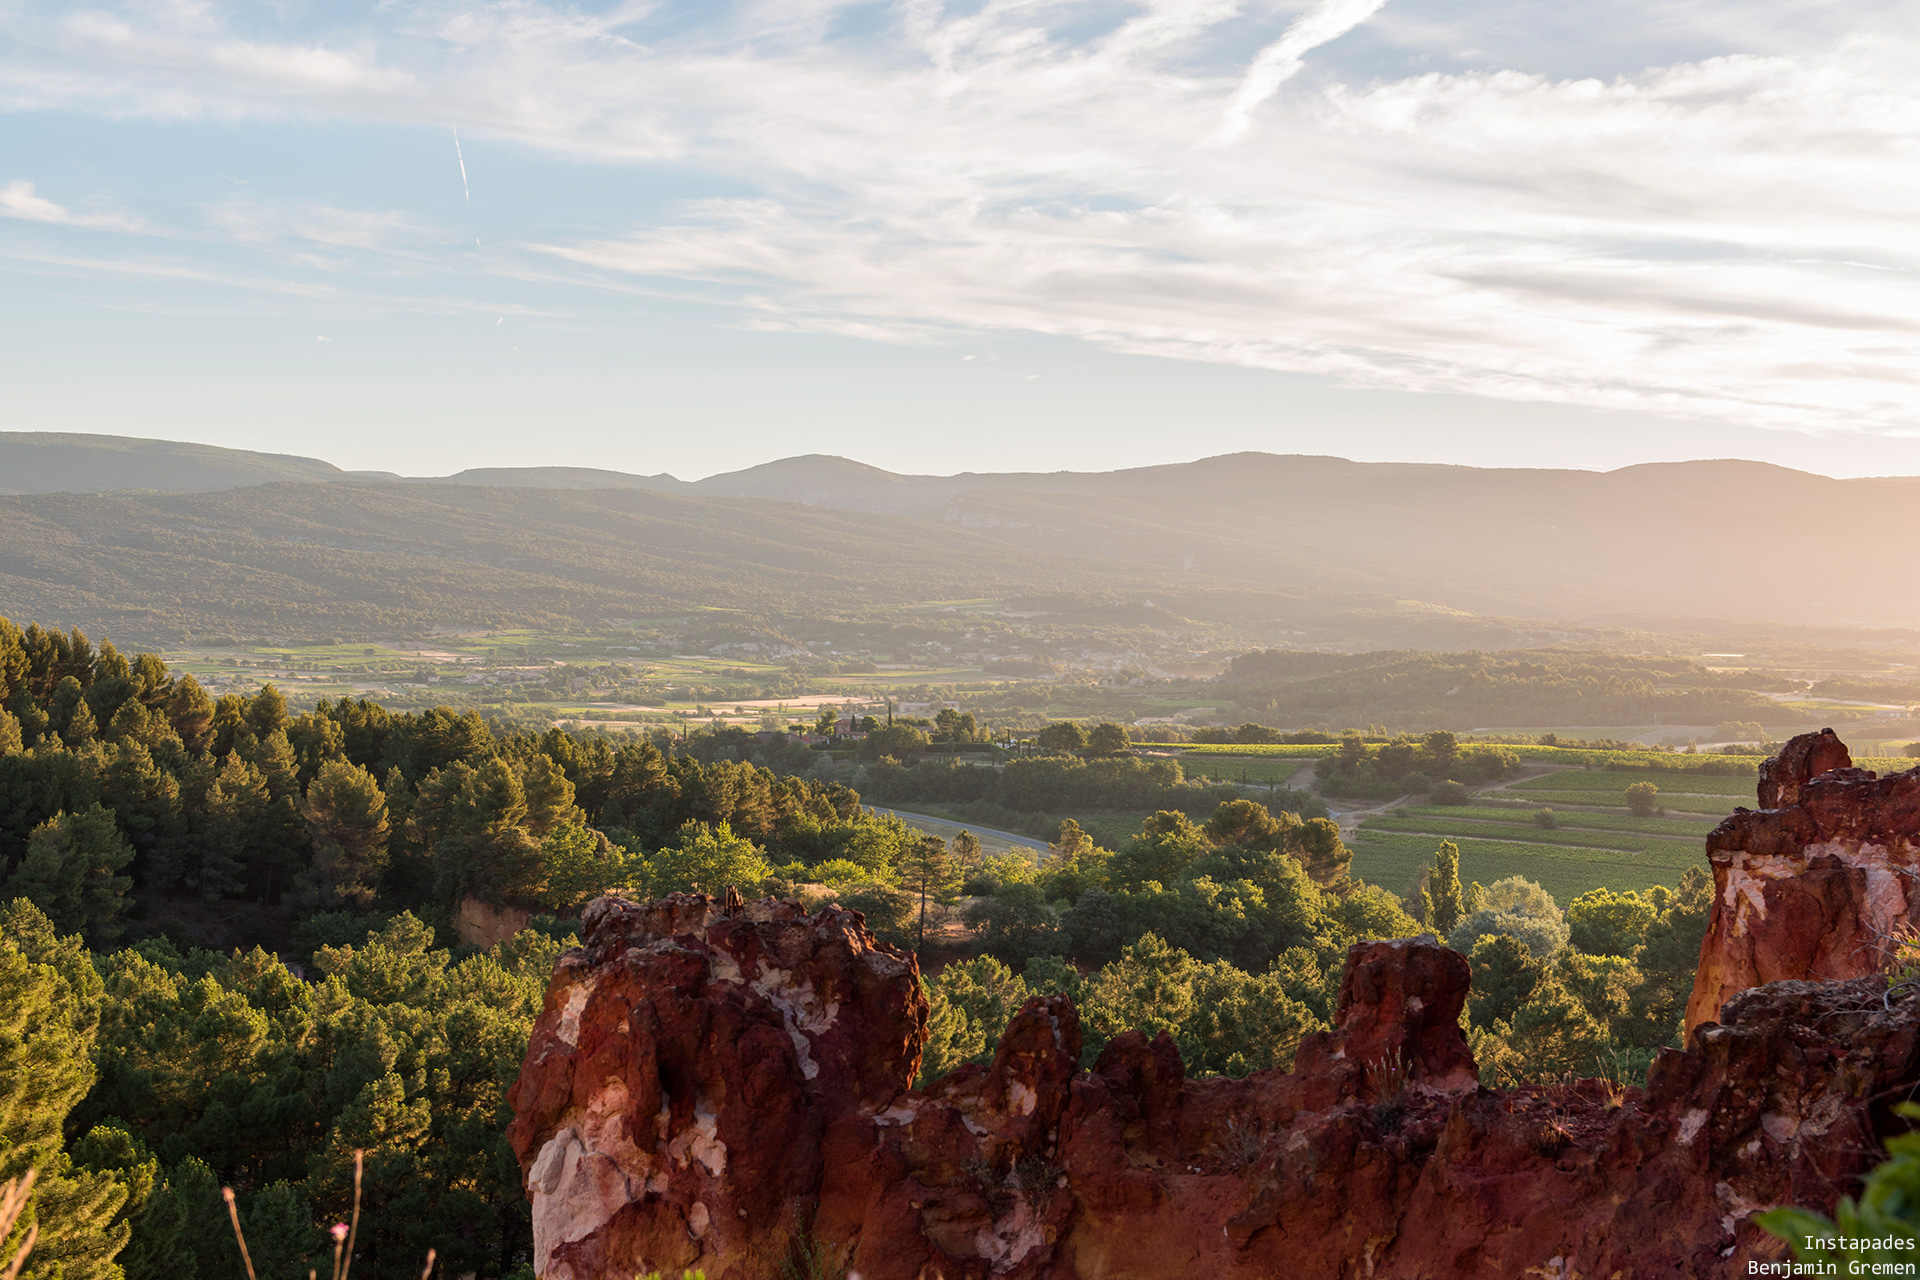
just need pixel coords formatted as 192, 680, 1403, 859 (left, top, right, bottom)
925, 832, 1710, 1098
1216, 648, 1803, 729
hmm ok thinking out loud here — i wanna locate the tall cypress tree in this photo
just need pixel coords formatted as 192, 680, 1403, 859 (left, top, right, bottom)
1424, 840, 1466, 938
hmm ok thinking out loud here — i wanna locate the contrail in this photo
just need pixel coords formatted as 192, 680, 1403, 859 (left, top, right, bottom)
1213, 0, 1390, 144
453, 127, 470, 206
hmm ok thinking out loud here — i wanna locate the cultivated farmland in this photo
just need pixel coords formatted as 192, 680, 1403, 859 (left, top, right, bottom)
1347, 766, 1736, 905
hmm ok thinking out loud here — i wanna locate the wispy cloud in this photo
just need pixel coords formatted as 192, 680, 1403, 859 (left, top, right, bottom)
1214, 0, 1392, 143
0, 179, 149, 232
2, 0, 1918, 433
203, 199, 435, 255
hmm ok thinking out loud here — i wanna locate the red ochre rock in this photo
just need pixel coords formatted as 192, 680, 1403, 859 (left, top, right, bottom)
512, 891, 1920, 1279
1687, 729, 1920, 1037
505, 894, 926, 1280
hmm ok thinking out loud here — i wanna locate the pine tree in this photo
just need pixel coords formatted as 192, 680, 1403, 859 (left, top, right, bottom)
105, 699, 148, 744
242, 728, 310, 899
101, 740, 184, 871
5, 806, 136, 942
238, 1181, 321, 1279
296, 761, 391, 907
116, 1157, 228, 1280
61, 698, 98, 750
898, 834, 960, 958
128, 653, 172, 709
244, 684, 289, 741
1467, 933, 1541, 1026
286, 712, 347, 786
164, 677, 214, 756
209, 693, 249, 759
949, 830, 983, 880
60, 629, 96, 689
0, 618, 26, 697
425, 759, 548, 908
194, 753, 267, 902
8, 690, 49, 751
521, 754, 576, 838
1285, 817, 1351, 886
248, 729, 302, 804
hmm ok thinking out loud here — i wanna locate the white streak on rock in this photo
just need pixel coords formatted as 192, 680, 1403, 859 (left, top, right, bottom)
527, 1127, 634, 1276
556, 977, 596, 1049
751, 963, 841, 1081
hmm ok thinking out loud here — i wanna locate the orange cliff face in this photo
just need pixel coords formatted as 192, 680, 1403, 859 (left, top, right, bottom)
1686, 729, 1920, 1038
508, 889, 1920, 1280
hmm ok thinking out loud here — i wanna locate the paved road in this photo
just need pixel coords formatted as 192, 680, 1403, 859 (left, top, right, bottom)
865, 806, 1051, 857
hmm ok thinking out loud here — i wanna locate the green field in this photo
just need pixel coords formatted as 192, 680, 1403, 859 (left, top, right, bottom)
1359, 814, 1703, 860
1500, 765, 1756, 817
1348, 766, 1726, 904
1349, 829, 1704, 903
1509, 790, 1738, 816
1405, 804, 1718, 839
1507, 768, 1755, 797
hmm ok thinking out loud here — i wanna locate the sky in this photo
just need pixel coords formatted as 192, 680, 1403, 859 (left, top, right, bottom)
2, 0, 1919, 480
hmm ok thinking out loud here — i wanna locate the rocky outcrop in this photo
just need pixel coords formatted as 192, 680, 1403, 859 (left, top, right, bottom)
1687, 729, 1920, 1036
505, 894, 925, 1280
510, 898, 1920, 1279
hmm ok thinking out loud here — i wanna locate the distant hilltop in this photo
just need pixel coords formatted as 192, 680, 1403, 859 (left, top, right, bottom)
0, 431, 354, 495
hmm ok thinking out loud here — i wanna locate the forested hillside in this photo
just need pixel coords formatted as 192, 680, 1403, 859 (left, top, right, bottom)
0, 433, 352, 495
0, 481, 1284, 643
8, 435, 1920, 644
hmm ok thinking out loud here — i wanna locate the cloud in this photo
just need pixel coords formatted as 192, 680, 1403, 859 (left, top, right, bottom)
1215, 0, 1393, 143
2, 1, 1919, 433
0, 180, 148, 232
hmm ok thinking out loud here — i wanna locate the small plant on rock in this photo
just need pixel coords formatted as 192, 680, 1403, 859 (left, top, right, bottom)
1013, 1154, 1066, 1207
1219, 1115, 1268, 1168
1535, 1120, 1573, 1158
1365, 1050, 1410, 1133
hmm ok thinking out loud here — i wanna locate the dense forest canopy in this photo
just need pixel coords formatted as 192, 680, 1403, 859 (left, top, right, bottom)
0, 615, 1724, 1277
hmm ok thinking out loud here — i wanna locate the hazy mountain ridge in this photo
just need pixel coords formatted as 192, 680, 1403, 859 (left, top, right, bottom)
0, 431, 349, 494
930, 457, 1920, 629
0, 480, 1311, 642
7, 433, 1920, 634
